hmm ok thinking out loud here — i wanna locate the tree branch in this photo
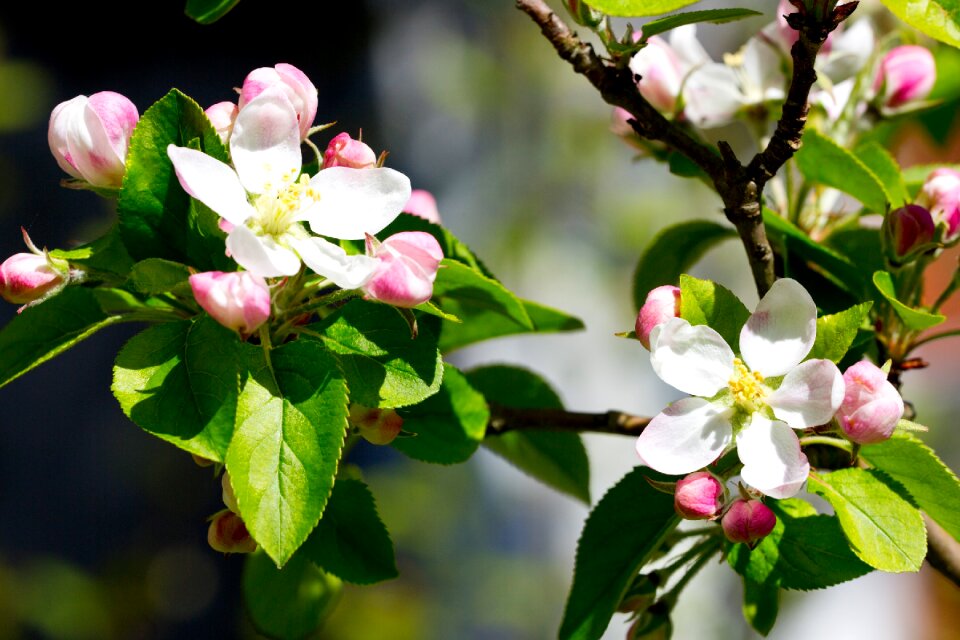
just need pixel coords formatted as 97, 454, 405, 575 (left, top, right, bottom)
486, 403, 650, 436
925, 515, 960, 589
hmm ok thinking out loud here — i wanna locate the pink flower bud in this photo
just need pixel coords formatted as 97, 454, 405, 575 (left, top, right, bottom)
721, 498, 776, 546
674, 471, 724, 520
221, 471, 239, 514
207, 510, 257, 554
239, 63, 318, 140
363, 232, 444, 308
873, 45, 936, 110
885, 204, 935, 259
189, 271, 271, 335
636, 285, 681, 349
349, 404, 404, 445
205, 101, 238, 144
916, 168, 960, 243
837, 360, 904, 444
48, 91, 139, 188
0, 253, 64, 304
404, 189, 442, 225
628, 37, 685, 114
323, 132, 377, 170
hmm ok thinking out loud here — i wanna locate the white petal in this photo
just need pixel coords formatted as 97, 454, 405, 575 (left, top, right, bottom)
230, 87, 302, 195
669, 24, 711, 68
290, 236, 378, 289
226, 225, 301, 277
737, 415, 810, 499
304, 167, 411, 239
682, 63, 744, 128
167, 146, 256, 225
740, 37, 786, 103
650, 318, 735, 397
740, 278, 817, 377
767, 359, 845, 429
635, 397, 734, 475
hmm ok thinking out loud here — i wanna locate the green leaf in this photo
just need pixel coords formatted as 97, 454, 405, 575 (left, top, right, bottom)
433, 258, 531, 326
587, 0, 702, 17
808, 468, 927, 573
763, 209, 865, 295
862, 433, 960, 541
855, 142, 908, 206
300, 478, 397, 584
632, 221, 736, 310
796, 129, 890, 212
118, 89, 230, 269
392, 364, 489, 464
728, 499, 872, 591
128, 258, 192, 295
49, 225, 134, 277
226, 340, 349, 567
807, 302, 873, 363
872, 270, 946, 330
523, 299, 585, 333
679, 274, 750, 352
185, 0, 241, 24
468, 365, 591, 504
309, 299, 443, 408
559, 467, 679, 640
876, 0, 960, 49
0, 287, 124, 389
112, 317, 240, 462
243, 551, 341, 640
742, 577, 779, 637
640, 8, 761, 40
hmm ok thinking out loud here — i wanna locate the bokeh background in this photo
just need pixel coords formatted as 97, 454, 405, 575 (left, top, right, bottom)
0, 0, 957, 638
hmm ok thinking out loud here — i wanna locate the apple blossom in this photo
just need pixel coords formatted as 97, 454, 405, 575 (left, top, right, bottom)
404, 189, 442, 224
207, 510, 257, 554
189, 271, 271, 336
167, 87, 410, 286
205, 101, 238, 144
837, 360, 904, 444
916, 168, 960, 244
636, 285, 680, 350
323, 132, 377, 169
363, 231, 443, 308
721, 498, 776, 546
48, 91, 139, 188
239, 63, 318, 140
674, 471, 724, 520
873, 45, 936, 111
0, 253, 64, 305
636, 279, 845, 499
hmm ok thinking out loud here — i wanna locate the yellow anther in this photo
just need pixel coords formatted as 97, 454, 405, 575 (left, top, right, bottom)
728, 358, 766, 410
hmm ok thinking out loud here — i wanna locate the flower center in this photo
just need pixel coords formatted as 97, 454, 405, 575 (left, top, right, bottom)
728, 358, 766, 412
252, 171, 320, 238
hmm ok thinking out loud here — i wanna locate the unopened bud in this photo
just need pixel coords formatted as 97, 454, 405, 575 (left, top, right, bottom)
189, 271, 271, 336
363, 232, 444, 308
916, 168, 960, 244
323, 132, 377, 170
884, 204, 935, 261
239, 63, 318, 140
349, 404, 404, 445
207, 510, 257, 554
618, 572, 659, 613
721, 498, 776, 547
837, 360, 904, 444
205, 101, 238, 144
0, 253, 64, 305
636, 285, 681, 349
674, 471, 724, 520
873, 45, 936, 111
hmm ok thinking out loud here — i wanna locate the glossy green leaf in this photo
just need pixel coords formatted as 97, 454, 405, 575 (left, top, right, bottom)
433, 258, 531, 326
300, 478, 397, 585
559, 467, 679, 640
0, 287, 124, 389
872, 271, 946, 330
796, 129, 889, 212
112, 317, 240, 462
118, 89, 230, 269
185, 0, 241, 24
855, 142, 908, 206
808, 468, 927, 573
862, 433, 960, 541
226, 340, 349, 567
807, 302, 873, 363
640, 8, 761, 39
49, 225, 134, 277
128, 258, 192, 295
632, 220, 737, 310
468, 365, 590, 504
679, 274, 750, 352
310, 299, 443, 408
243, 551, 341, 640
392, 364, 489, 464
588, 0, 702, 17
877, 0, 960, 48
728, 499, 872, 591
742, 577, 779, 636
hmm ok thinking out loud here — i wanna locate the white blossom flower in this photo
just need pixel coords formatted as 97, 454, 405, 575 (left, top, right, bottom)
167, 87, 410, 288
636, 279, 844, 498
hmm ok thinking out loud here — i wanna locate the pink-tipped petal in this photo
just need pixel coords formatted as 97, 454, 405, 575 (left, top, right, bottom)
323, 132, 377, 169
766, 358, 845, 429
404, 189, 442, 224
740, 278, 817, 377
230, 87, 302, 195
636, 285, 681, 349
635, 397, 734, 476
189, 270, 271, 335
364, 232, 443, 307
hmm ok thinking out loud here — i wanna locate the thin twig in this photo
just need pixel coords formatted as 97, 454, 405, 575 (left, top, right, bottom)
486, 403, 650, 436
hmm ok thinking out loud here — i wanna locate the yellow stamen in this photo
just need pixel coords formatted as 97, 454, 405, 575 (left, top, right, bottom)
728, 358, 766, 411
253, 171, 321, 238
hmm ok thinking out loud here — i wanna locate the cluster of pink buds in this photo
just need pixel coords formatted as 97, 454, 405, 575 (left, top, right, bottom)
349, 404, 404, 445
189, 271, 272, 336
208, 471, 257, 554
